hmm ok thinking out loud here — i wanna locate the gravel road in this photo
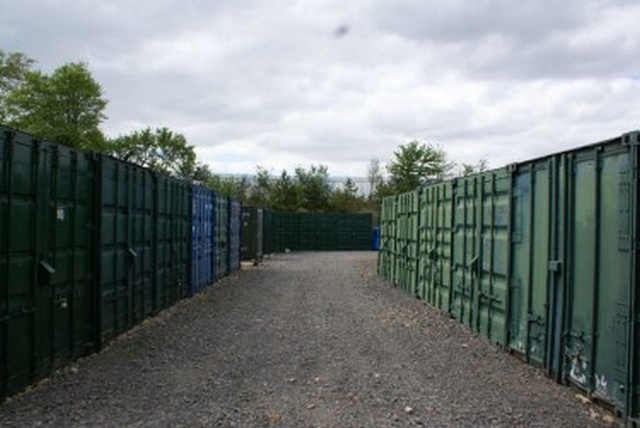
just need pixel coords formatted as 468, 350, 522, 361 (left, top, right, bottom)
0, 252, 616, 427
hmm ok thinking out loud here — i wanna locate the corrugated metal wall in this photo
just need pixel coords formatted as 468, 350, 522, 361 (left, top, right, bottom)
0, 129, 97, 398
214, 195, 229, 279
0, 124, 243, 401
378, 131, 640, 420
241, 207, 264, 264
191, 185, 214, 294
262, 212, 373, 252
156, 176, 190, 308
228, 199, 242, 273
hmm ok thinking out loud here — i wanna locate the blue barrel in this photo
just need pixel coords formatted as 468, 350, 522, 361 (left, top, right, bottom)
372, 226, 380, 251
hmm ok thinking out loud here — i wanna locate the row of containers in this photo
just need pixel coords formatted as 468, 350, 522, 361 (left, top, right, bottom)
378, 130, 640, 422
241, 209, 376, 263
0, 125, 242, 400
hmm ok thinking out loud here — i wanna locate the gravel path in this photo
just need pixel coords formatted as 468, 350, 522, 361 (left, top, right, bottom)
0, 252, 616, 427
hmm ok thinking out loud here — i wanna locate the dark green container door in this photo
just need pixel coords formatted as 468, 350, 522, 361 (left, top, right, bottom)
242, 207, 263, 263
45, 144, 95, 366
1, 127, 95, 398
395, 192, 419, 295
509, 161, 553, 366
154, 176, 190, 307
477, 171, 509, 345
215, 195, 229, 278
451, 177, 478, 328
263, 209, 275, 254
508, 138, 637, 412
417, 183, 454, 311
378, 197, 396, 282
98, 156, 155, 344
562, 144, 632, 409
447, 171, 509, 344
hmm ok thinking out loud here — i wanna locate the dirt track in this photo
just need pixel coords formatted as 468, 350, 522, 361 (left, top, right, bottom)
0, 252, 614, 427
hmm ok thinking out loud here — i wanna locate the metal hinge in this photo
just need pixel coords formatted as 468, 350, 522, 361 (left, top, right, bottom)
622, 131, 640, 146
548, 260, 563, 273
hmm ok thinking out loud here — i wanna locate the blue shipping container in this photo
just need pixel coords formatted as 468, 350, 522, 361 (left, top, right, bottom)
214, 194, 229, 279
191, 185, 215, 294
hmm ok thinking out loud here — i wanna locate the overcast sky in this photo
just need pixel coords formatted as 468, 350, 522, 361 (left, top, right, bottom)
3, 0, 640, 178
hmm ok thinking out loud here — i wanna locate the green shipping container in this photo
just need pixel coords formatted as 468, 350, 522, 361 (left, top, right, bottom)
242, 207, 263, 264
448, 171, 509, 345
417, 181, 454, 312
508, 135, 639, 414
378, 196, 396, 282
379, 131, 640, 421
154, 176, 190, 306
394, 191, 419, 296
263, 209, 275, 254
0, 127, 96, 398
97, 155, 156, 344
263, 212, 372, 252
215, 194, 229, 279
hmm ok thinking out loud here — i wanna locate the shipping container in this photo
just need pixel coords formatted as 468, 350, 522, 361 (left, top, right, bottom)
394, 191, 419, 296
379, 131, 640, 421
190, 185, 214, 294
155, 176, 190, 305
97, 155, 156, 344
416, 181, 454, 311
242, 207, 264, 264
214, 194, 229, 279
263, 212, 373, 252
0, 126, 97, 398
228, 199, 242, 272
447, 171, 509, 344
507, 137, 638, 414
0, 124, 245, 401
263, 209, 275, 254
377, 196, 396, 283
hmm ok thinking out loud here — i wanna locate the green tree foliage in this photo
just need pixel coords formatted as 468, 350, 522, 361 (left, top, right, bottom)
461, 158, 489, 176
387, 140, 452, 193
331, 178, 363, 213
271, 170, 299, 211
0, 49, 35, 121
109, 127, 197, 178
6, 62, 107, 149
246, 166, 272, 207
206, 175, 251, 201
295, 165, 332, 212
192, 162, 214, 183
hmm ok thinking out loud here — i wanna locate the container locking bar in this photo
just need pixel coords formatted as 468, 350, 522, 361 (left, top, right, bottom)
38, 260, 56, 284
548, 260, 563, 273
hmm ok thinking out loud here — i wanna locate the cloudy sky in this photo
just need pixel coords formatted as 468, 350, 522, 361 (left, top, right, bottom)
2, 0, 640, 178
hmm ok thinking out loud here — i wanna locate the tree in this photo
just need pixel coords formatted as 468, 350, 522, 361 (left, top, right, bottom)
6, 62, 107, 149
331, 177, 363, 213
271, 170, 299, 211
109, 127, 197, 178
367, 157, 384, 199
192, 162, 214, 183
0, 49, 34, 121
387, 140, 452, 193
461, 158, 489, 176
206, 175, 250, 201
295, 165, 332, 212
247, 166, 273, 207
